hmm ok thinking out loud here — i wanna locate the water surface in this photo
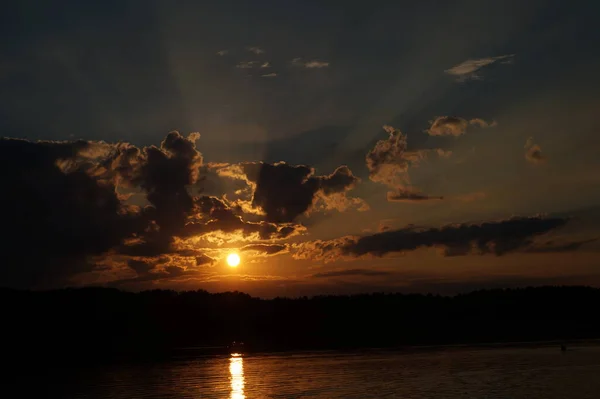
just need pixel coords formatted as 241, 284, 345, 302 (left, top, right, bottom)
40, 345, 600, 398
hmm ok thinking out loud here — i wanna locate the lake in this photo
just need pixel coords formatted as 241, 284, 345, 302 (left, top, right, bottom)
30, 345, 600, 398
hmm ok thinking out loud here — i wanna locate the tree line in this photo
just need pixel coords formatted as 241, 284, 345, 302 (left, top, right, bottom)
3, 285, 599, 364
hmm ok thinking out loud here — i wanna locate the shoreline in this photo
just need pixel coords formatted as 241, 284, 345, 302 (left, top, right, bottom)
169, 338, 600, 360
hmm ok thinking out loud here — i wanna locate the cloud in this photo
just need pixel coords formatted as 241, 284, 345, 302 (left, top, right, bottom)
292, 58, 330, 68
0, 132, 365, 289
525, 137, 546, 164
195, 254, 217, 266
444, 54, 514, 80
236, 61, 259, 69
127, 259, 155, 275
317, 165, 360, 195
236, 61, 273, 72
216, 162, 364, 222
311, 269, 394, 278
241, 244, 288, 256
262, 73, 277, 78
293, 216, 569, 260
426, 116, 497, 136
366, 125, 442, 202
387, 190, 443, 202
347, 216, 568, 257
137, 131, 203, 231
183, 196, 306, 241
3, 124, 572, 291
524, 238, 597, 253
366, 125, 411, 188
305, 61, 329, 68
0, 137, 147, 288
292, 237, 356, 263
315, 192, 370, 213
107, 132, 205, 257
246, 46, 264, 54
0, 132, 321, 288
469, 118, 497, 128
428, 116, 468, 136
216, 50, 229, 56
112, 255, 206, 286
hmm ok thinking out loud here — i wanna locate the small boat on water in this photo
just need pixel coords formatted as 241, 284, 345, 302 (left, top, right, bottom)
228, 341, 245, 355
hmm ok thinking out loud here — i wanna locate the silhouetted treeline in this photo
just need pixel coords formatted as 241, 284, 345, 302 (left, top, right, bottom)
3, 286, 600, 364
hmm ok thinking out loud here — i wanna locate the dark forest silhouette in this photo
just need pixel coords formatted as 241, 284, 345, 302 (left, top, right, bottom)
3, 285, 600, 364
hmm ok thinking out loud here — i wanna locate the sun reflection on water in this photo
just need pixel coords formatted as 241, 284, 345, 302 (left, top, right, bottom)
229, 353, 245, 399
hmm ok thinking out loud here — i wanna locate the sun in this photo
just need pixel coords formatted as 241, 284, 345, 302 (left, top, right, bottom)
227, 253, 241, 267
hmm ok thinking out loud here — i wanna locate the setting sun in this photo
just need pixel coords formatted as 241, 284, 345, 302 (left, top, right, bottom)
227, 253, 241, 267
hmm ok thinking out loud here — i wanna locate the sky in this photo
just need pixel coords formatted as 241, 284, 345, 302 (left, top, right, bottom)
1, 0, 600, 297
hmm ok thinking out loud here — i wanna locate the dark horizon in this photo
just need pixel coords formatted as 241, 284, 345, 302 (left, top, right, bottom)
5, 284, 600, 367
5, 281, 600, 300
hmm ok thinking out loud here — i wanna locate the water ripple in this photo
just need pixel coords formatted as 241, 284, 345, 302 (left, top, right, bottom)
30, 346, 600, 398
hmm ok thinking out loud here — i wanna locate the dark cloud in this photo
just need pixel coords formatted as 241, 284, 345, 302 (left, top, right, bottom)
127, 259, 155, 275
195, 254, 217, 266
387, 190, 443, 202
219, 162, 363, 223
1, 132, 313, 289
119, 240, 214, 265
525, 137, 545, 164
0, 137, 146, 288
112, 259, 200, 287
524, 238, 597, 253
346, 216, 568, 257
136, 131, 203, 231
0, 125, 582, 292
83, 131, 205, 257
241, 162, 314, 222
118, 235, 172, 257
164, 265, 186, 277
183, 196, 305, 241
241, 244, 288, 255
108, 252, 216, 288
425, 116, 496, 136
312, 269, 394, 278
316, 165, 359, 195
102, 140, 308, 253
294, 216, 569, 260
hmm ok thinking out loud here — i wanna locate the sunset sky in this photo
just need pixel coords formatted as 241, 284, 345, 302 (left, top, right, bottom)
2, 0, 600, 297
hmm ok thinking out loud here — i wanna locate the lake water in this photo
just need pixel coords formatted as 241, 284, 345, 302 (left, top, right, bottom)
36, 345, 600, 398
